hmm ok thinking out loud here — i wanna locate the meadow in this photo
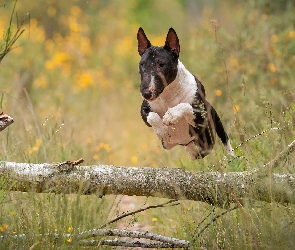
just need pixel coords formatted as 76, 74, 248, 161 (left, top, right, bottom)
0, 0, 295, 249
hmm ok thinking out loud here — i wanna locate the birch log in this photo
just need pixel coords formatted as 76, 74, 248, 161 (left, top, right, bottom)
0, 161, 294, 207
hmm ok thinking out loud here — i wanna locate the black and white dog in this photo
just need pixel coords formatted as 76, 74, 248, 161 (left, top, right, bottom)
137, 27, 234, 159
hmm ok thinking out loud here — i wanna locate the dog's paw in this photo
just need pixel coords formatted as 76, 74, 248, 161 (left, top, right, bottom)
163, 103, 195, 126
147, 112, 162, 126
154, 127, 170, 142
147, 112, 170, 142
163, 110, 178, 126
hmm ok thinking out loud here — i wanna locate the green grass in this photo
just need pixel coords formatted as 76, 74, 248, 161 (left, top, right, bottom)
0, 0, 295, 249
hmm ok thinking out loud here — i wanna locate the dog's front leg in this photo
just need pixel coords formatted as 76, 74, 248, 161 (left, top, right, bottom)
147, 112, 171, 143
163, 103, 195, 127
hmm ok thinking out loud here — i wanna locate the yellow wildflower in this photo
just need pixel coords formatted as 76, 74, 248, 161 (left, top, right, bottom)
287, 31, 295, 39
130, 156, 138, 164
28, 138, 42, 155
67, 226, 73, 233
268, 63, 277, 73
0, 224, 8, 232
54, 52, 70, 64
70, 6, 82, 17
215, 89, 222, 96
99, 143, 110, 152
36, 138, 42, 147
79, 73, 93, 88
34, 76, 48, 88
233, 105, 240, 114
74, 72, 93, 91
68, 17, 80, 33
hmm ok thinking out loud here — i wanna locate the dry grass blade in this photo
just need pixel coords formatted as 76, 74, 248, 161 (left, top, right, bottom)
0, 0, 26, 63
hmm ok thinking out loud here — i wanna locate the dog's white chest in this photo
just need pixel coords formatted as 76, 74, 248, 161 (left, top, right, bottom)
147, 61, 198, 147
149, 61, 197, 115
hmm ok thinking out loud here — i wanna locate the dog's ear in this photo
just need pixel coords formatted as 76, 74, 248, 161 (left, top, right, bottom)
137, 27, 151, 56
164, 28, 180, 57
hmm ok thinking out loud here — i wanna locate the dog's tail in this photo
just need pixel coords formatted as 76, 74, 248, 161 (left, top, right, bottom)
211, 106, 235, 156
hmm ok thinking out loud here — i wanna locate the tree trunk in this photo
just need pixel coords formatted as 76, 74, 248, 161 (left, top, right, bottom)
1, 161, 294, 207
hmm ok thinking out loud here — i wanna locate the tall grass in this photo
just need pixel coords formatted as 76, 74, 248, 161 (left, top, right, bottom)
0, 0, 294, 249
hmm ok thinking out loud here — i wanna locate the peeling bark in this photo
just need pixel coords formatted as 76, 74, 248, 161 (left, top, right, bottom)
0, 112, 14, 132
0, 161, 294, 207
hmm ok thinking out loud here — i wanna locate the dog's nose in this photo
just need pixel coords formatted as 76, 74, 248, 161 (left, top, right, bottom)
142, 89, 153, 100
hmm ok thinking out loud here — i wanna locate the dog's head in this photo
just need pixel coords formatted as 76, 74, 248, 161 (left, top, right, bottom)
137, 28, 180, 101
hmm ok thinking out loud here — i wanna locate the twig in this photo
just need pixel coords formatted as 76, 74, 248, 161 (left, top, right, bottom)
233, 127, 280, 151
56, 158, 84, 172
1, 229, 189, 249
214, 127, 280, 170
197, 205, 238, 237
79, 239, 184, 248
77, 228, 189, 248
100, 199, 179, 228
56, 158, 84, 168
263, 139, 295, 170
195, 208, 213, 229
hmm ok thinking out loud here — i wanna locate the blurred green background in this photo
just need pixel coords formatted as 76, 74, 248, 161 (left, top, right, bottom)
0, 0, 295, 248
1, 0, 295, 168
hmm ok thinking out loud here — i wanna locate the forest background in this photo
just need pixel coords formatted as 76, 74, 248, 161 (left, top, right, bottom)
0, 0, 295, 249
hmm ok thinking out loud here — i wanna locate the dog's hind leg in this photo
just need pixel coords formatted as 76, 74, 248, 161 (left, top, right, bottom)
185, 141, 205, 159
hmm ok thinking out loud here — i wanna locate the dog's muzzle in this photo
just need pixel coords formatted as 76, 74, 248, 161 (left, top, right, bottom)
141, 85, 155, 101
141, 89, 153, 100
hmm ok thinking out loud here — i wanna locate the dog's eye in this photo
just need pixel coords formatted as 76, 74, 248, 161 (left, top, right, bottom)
159, 63, 165, 68
139, 63, 145, 72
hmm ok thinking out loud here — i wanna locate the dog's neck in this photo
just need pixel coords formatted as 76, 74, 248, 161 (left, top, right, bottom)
148, 60, 197, 117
